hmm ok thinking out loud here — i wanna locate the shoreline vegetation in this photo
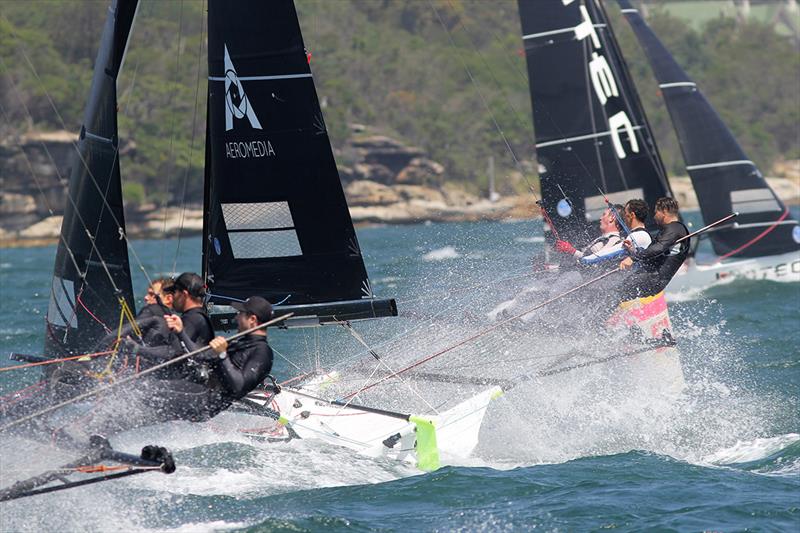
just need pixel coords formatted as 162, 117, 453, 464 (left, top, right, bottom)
1, 2, 798, 248
1, 129, 798, 249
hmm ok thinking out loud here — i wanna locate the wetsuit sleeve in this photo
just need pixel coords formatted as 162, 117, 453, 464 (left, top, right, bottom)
632, 225, 682, 261
217, 346, 273, 399
134, 344, 180, 362
175, 329, 206, 354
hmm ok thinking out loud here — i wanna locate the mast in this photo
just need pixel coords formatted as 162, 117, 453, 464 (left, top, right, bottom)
617, 0, 800, 259
203, 0, 395, 326
44, 0, 139, 357
517, 0, 674, 248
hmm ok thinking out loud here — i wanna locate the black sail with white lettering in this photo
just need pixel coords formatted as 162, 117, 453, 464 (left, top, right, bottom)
517, 0, 673, 247
44, 0, 138, 357
204, 0, 395, 321
618, 0, 800, 258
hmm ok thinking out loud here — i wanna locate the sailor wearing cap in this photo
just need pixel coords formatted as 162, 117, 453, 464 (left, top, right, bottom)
206, 296, 275, 401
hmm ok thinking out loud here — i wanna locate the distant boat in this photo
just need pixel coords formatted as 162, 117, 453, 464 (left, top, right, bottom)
617, 0, 800, 292
515, 0, 684, 387
517, 0, 798, 298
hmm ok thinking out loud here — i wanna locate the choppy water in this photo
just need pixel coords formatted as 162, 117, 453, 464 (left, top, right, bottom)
1, 218, 798, 532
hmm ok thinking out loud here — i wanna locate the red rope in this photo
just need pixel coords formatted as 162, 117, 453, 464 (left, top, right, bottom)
343, 267, 621, 399
539, 203, 561, 240
715, 208, 790, 262
0, 350, 114, 373
76, 293, 111, 333
0, 380, 47, 405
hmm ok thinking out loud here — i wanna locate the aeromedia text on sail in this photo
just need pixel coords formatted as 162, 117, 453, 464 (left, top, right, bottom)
225, 139, 276, 159
570, 0, 639, 159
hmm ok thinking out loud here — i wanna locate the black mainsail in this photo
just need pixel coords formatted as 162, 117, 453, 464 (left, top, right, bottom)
203, 0, 395, 325
517, 0, 673, 247
617, 0, 800, 259
44, 0, 139, 357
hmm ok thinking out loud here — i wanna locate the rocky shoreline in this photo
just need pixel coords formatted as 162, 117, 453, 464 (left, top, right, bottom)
1, 129, 798, 248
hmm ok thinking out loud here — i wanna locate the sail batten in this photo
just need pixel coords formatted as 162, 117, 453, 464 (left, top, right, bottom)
617, 0, 800, 258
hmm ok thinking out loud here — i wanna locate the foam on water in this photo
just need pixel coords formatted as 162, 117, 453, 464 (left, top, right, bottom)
514, 236, 545, 244
701, 433, 800, 466
422, 245, 460, 261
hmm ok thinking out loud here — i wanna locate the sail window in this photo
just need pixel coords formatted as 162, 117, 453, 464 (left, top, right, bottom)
222, 201, 302, 258
228, 230, 302, 259
730, 189, 781, 215
222, 202, 295, 230
584, 189, 643, 221
47, 277, 77, 329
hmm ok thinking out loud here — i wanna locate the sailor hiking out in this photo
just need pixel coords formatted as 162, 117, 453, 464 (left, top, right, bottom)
619, 197, 690, 299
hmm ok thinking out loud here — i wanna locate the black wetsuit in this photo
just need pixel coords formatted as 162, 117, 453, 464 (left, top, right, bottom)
179, 307, 214, 347
214, 334, 274, 400
621, 221, 690, 299
141, 334, 273, 422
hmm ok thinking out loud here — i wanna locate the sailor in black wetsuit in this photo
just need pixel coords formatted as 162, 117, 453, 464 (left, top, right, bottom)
164, 272, 214, 348
140, 296, 274, 422
206, 296, 274, 402
619, 197, 690, 299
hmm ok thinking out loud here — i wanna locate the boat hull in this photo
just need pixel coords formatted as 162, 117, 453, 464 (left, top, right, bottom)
667, 250, 800, 298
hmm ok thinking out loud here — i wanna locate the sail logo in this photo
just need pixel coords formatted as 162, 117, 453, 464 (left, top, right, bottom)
224, 44, 262, 131
573, 4, 639, 159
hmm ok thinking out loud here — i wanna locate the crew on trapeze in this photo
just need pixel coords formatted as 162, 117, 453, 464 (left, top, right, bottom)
618, 196, 690, 299
111, 272, 275, 422
553, 199, 651, 266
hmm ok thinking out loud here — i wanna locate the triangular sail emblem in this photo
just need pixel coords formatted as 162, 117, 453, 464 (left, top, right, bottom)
224, 44, 262, 131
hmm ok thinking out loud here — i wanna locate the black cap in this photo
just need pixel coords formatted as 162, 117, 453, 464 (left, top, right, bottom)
231, 296, 273, 323
165, 272, 205, 299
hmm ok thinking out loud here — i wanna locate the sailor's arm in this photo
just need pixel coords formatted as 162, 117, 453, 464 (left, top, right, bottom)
209, 339, 272, 398
625, 229, 675, 260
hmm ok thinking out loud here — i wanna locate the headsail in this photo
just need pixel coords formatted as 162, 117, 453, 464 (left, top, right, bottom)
44, 0, 139, 357
204, 0, 395, 324
617, 0, 800, 259
517, 0, 673, 246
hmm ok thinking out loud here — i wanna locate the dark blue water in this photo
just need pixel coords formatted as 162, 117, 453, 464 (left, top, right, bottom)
1, 219, 798, 532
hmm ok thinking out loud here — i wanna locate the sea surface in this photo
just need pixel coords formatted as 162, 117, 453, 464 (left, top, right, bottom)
0, 218, 798, 532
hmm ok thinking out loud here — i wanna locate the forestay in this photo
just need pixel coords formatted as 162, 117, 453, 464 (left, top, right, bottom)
617, 0, 800, 259
517, 0, 673, 247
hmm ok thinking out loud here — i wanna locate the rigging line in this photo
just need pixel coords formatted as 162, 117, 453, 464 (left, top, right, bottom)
342, 267, 622, 400
0, 312, 294, 434
171, 0, 206, 274
0, 101, 83, 279
0, 59, 122, 293
443, 0, 541, 198
1, 22, 155, 290
272, 346, 304, 373
340, 321, 439, 414
427, 0, 535, 201
396, 264, 548, 306
159, 0, 186, 274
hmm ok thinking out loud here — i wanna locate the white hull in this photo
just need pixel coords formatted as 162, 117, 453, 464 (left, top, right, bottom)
243, 381, 501, 471
667, 250, 800, 299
